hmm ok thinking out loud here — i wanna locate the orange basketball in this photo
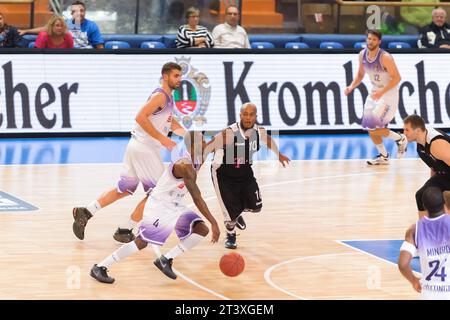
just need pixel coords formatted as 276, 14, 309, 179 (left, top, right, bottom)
219, 252, 245, 277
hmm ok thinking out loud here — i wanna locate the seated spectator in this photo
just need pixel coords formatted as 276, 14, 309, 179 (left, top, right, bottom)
0, 12, 25, 48
35, 16, 74, 48
176, 6, 214, 48
212, 4, 250, 48
20, 0, 104, 49
419, 7, 450, 49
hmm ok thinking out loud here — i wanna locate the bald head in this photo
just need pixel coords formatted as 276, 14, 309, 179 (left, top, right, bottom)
240, 102, 257, 129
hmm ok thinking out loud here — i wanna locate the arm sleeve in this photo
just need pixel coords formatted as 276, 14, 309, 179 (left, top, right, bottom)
205, 29, 214, 48
34, 32, 47, 48
88, 22, 104, 46
419, 28, 433, 48
176, 26, 193, 48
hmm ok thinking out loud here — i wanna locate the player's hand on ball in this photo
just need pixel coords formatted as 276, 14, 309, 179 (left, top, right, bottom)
211, 222, 220, 243
279, 153, 290, 167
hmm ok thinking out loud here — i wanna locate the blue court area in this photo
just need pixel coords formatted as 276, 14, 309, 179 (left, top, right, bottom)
0, 134, 421, 165
341, 240, 421, 273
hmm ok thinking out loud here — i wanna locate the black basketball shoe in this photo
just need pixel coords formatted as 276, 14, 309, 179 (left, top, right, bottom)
154, 255, 177, 280
225, 232, 237, 249
72, 207, 93, 240
90, 264, 115, 284
113, 227, 136, 243
235, 216, 246, 230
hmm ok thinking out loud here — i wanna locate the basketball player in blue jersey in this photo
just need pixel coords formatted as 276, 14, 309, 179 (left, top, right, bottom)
398, 187, 450, 299
72, 62, 187, 242
205, 102, 290, 249
90, 132, 220, 283
344, 29, 407, 165
402, 114, 450, 218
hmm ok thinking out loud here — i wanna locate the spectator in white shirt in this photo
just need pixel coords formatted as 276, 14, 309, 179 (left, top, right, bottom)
212, 5, 250, 49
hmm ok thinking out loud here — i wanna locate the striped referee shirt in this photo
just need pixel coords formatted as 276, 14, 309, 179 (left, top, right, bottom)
176, 24, 214, 48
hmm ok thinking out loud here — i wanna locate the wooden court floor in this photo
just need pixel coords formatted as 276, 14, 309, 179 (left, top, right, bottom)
0, 159, 429, 299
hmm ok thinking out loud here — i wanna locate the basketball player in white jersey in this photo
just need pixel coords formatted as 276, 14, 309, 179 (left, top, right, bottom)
398, 187, 450, 299
344, 29, 407, 165
90, 132, 220, 283
72, 62, 186, 242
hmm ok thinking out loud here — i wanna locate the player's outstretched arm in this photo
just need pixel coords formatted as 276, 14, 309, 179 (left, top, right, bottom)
398, 224, 421, 293
203, 128, 234, 157
178, 163, 220, 243
135, 92, 176, 150
259, 127, 290, 167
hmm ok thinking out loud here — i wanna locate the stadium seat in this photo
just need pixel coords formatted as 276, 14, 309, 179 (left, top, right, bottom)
285, 42, 309, 49
354, 42, 367, 49
105, 41, 131, 49
388, 42, 411, 49
319, 42, 344, 49
251, 42, 275, 49
140, 41, 166, 49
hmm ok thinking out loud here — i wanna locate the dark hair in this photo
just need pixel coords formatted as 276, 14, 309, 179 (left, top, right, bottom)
403, 114, 426, 131
225, 5, 239, 14
422, 187, 444, 217
161, 62, 181, 75
366, 29, 382, 40
71, 1, 86, 9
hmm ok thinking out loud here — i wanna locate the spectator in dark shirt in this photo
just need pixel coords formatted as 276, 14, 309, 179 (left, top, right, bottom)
419, 8, 450, 49
0, 12, 25, 48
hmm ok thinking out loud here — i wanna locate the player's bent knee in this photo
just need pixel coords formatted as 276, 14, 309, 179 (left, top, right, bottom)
134, 236, 148, 250
193, 221, 209, 237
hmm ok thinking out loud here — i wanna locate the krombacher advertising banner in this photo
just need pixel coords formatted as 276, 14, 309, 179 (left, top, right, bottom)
0, 53, 448, 133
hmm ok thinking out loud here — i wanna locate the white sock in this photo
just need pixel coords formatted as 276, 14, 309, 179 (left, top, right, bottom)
375, 144, 388, 157
86, 200, 102, 215
97, 241, 139, 268
165, 233, 204, 260
387, 130, 402, 141
120, 218, 138, 230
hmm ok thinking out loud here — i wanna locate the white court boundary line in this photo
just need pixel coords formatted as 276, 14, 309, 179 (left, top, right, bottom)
335, 240, 422, 276
263, 252, 359, 300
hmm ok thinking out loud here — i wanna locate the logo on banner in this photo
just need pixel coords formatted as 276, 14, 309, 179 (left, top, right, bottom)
172, 56, 211, 128
0, 191, 38, 212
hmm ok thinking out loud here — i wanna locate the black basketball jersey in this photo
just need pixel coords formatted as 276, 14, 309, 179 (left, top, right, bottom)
417, 128, 450, 177
213, 122, 261, 180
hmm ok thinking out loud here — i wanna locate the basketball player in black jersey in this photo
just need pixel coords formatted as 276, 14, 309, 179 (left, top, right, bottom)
403, 114, 450, 217
205, 102, 290, 249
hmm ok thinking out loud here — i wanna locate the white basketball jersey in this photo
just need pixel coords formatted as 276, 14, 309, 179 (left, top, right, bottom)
150, 143, 200, 206
132, 88, 174, 147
